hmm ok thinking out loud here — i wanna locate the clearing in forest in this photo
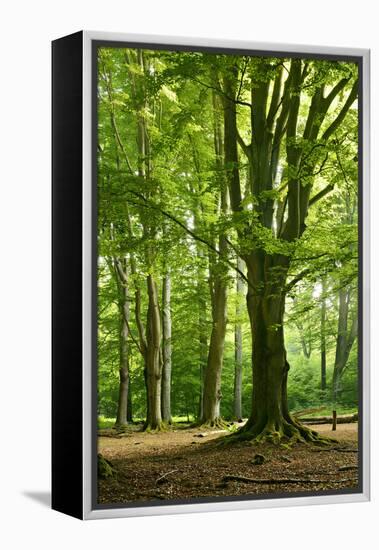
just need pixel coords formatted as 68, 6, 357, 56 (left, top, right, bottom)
98, 423, 359, 504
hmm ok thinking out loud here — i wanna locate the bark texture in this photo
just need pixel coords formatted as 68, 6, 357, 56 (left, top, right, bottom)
113, 258, 130, 429
221, 59, 356, 443
233, 257, 244, 421
201, 265, 228, 426
320, 279, 327, 392
200, 90, 228, 427
161, 274, 172, 423
144, 275, 163, 430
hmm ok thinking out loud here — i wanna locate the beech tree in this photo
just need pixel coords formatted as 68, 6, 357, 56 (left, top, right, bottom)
233, 258, 244, 421
113, 257, 131, 428
161, 273, 172, 423
218, 56, 358, 442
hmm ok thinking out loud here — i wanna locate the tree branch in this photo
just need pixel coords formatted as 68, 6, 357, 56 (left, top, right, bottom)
285, 267, 313, 292
236, 130, 251, 158
322, 80, 358, 141
308, 183, 334, 207
191, 76, 252, 108
124, 190, 252, 289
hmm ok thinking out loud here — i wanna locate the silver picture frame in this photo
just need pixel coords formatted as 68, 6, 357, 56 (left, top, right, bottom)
52, 30, 370, 520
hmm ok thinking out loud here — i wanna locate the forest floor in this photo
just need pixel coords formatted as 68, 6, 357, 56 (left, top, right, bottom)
97, 422, 359, 505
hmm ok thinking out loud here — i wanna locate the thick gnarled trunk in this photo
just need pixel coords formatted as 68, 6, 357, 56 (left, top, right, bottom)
237, 253, 322, 443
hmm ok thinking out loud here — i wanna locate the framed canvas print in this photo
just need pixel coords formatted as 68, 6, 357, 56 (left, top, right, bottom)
52, 31, 370, 520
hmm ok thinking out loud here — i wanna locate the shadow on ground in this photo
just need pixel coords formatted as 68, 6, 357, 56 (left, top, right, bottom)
23, 491, 51, 508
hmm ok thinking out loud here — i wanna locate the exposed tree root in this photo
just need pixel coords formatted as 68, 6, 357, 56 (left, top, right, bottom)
143, 421, 170, 433
113, 423, 128, 433
220, 416, 337, 447
196, 417, 229, 430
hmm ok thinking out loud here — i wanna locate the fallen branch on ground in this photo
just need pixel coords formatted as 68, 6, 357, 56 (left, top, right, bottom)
156, 469, 179, 485
313, 449, 358, 453
293, 407, 326, 418
297, 413, 358, 425
222, 475, 357, 485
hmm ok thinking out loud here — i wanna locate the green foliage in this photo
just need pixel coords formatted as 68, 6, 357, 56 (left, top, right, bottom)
96, 46, 359, 424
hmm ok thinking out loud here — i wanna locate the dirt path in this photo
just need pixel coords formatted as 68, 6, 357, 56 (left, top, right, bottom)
98, 423, 359, 505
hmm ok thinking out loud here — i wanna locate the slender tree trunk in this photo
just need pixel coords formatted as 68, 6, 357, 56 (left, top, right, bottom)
320, 279, 327, 392
161, 274, 172, 423
193, 210, 208, 421
201, 276, 228, 426
200, 89, 228, 427
130, 50, 164, 431
332, 287, 357, 403
113, 258, 130, 429
144, 275, 163, 430
127, 383, 133, 423
233, 257, 244, 421
197, 277, 208, 421
292, 298, 311, 359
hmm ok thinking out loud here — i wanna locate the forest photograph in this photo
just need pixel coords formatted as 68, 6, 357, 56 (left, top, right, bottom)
96, 44, 360, 506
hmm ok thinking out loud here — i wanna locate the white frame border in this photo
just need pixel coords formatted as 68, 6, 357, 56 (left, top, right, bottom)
82, 31, 370, 520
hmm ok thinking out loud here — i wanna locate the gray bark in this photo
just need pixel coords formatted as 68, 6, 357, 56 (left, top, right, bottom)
145, 275, 163, 429
201, 271, 227, 425
197, 267, 208, 421
233, 257, 244, 421
321, 279, 327, 392
200, 90, 228, 426
113, 257, 130, 428
161, 274, 172, 423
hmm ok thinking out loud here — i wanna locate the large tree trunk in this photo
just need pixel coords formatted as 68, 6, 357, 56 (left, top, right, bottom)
233, 257, 244, 421
236, 253, 322, 443
144, 275, 163, 430
161, 274, 172, 423
221, 59, 357, 444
